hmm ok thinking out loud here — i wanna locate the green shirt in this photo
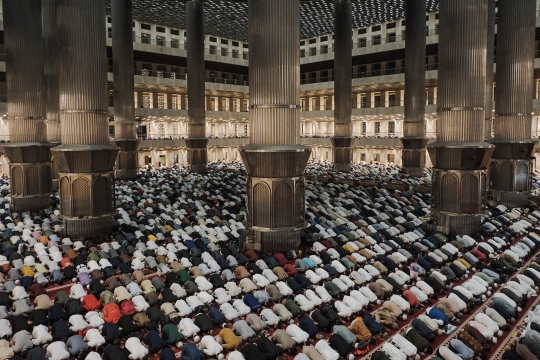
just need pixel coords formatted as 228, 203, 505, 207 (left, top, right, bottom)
333, 325, 356, 345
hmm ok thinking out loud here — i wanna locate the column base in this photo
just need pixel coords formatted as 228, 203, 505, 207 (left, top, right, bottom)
429, 211, 483, 236
11, 194, 51, 212
115, 169, 138, 180
112, 139, 140, 180
63, 214, 113, 240
252, 230, 301, 252
489, 190, 530, 208
403, 167, 425, 177
186, 138, 208, 174
331, 137, 353, 172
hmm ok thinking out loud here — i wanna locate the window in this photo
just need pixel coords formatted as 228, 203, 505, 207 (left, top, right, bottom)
156, 36, 164, 46
232, 41, 239, 47
358, 28, 366, 35
372, 35, 381, 45
301, 49, 306, 58
387, 154, 395, 163
360, 95, 367, 108
243, 43, 249, 48
362, 122, 367, 135
109, 125, 115, 137
387, 33, 396, 43
388, 94, 396, 107
221, 39, 228, 45
373, 63, 381, 76
141, 33, 151, 44
171, 96, 177, 110
435, 13, 439, 20
374, 122, 381, 135
143, 94, 151, 108
209, 45, 217, 54
221, 47, 228, 56
171, 39, 179, 49
300, 40, 305, 46
320, 36, 328, 42
309, 48, 316, 56
158, 95, 165, 109
209, 36, 217, 42
141, 23, 151, 30
372, 25, 381, 32
309, 38, 316, 44
359, 37, 367, 48
107, 17, 111, 23
374, 153, 380, 162
107, 28, 112, 38
158, 123, 165, 137
321, 45, 328, 54
171, 29, 180, 35
361, 153, 366, 161
388, 121, 395, 135
387, 22, 396, 29
156, 26, 165, 33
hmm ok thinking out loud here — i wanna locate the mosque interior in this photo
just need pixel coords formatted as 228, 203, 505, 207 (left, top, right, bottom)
0, 1, 539, 360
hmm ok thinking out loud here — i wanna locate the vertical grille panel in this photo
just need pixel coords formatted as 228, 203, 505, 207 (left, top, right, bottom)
93, 176, 110, 216
60, 176, 71, 215
515, 162, 529, 191
273, 183, 293, 228
11, 167, 22, 195
499, 162, 513, 191
253, 182, 270, 228
441, 173, 459, 213
41, 165, 52, 193
72, 177, 91, 217
461, 174, 479, 213
26, 167, 39, 195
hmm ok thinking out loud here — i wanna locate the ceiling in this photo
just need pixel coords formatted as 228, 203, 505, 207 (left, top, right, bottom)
105, 0, 439, 42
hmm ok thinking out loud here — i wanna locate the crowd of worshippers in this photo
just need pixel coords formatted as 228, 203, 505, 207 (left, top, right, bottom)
303, 161, 432, 187
0, 169, 535, 360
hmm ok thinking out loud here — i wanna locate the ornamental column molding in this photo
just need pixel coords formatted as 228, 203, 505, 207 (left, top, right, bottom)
401, 0, 428, 177
484, 0, 496, 139
427, 0, 494, 235
112, 0, 140, 180
3, 0, 53, 211
488, 0, 537, 207
331, 0, 353, 172
51, 0, 119, 239
239, 0, 310, 252
186, 0, 208, 173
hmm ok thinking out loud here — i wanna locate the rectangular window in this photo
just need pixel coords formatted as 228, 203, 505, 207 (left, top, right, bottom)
320, 36, 328, 42
361, 153, 366, 161
387, 154, 395, 163
374, 153, 380, 162
372, 35, 381, 45
300, 49, 306, 58
221, 39, 228, 45
374, 122, 381, 135
156, 36, 164, 46
386, 22, 396, 29
388, 94, 396, 107
209, 36, 217, 42
107, 28, 112, 38
372, 25, 381, 32
309, 38, 316, 44
388, 121, 395, 135
321, 45, 328, 54
362, 122, 367, 135
221, 47, 228, 56
300, 40, 305, 46
171, 96, 177, 110
170, 39, 179, 49
141, 33, 151, 44
107, 17, 111, 23
309, 48, 316, 56
156, 26, 165, 33
387, 33, 396, 43
243, 43, 249, 48
359, 37, 367, 48
360, 95, 367, 108
232, 41, 239, 47
143, 94, 151, 108
209, 45, 217, 54
158, 95, 165, 109
171, 29, 180, 35
358, 28, 367, 35
141, 23, 151, 30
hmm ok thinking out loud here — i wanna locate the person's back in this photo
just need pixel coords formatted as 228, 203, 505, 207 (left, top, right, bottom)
181, 342, 204, 360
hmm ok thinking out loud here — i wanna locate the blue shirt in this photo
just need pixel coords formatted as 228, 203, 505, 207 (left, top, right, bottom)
450, 339, 475, 360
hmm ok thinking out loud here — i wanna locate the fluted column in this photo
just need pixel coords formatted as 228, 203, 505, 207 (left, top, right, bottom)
239, 0, 310, 252
112, 0, 140, 180
3, 0, 53, 212
186, 0, 208, 173
51, 0, 119, 239
427, 0, 494, 235
401, 0, 428, 177
43, 0, 60, 190
331, 0, 353, 172
488, 0, 537, 207
484, 0, 495, 139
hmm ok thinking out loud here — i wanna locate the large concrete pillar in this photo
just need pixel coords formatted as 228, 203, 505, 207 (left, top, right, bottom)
43, 0, 60, 190
401, 0, 429, 177
484, 0, 496, 139
111, 0, 140, 180
186, 0, 208, 173
427, 0, 494, 235
239, 0, 310, 252
331, 0, 353, 172
3, 0, 53, 212
51, 0, 119, 239
488, 0, 537, 207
